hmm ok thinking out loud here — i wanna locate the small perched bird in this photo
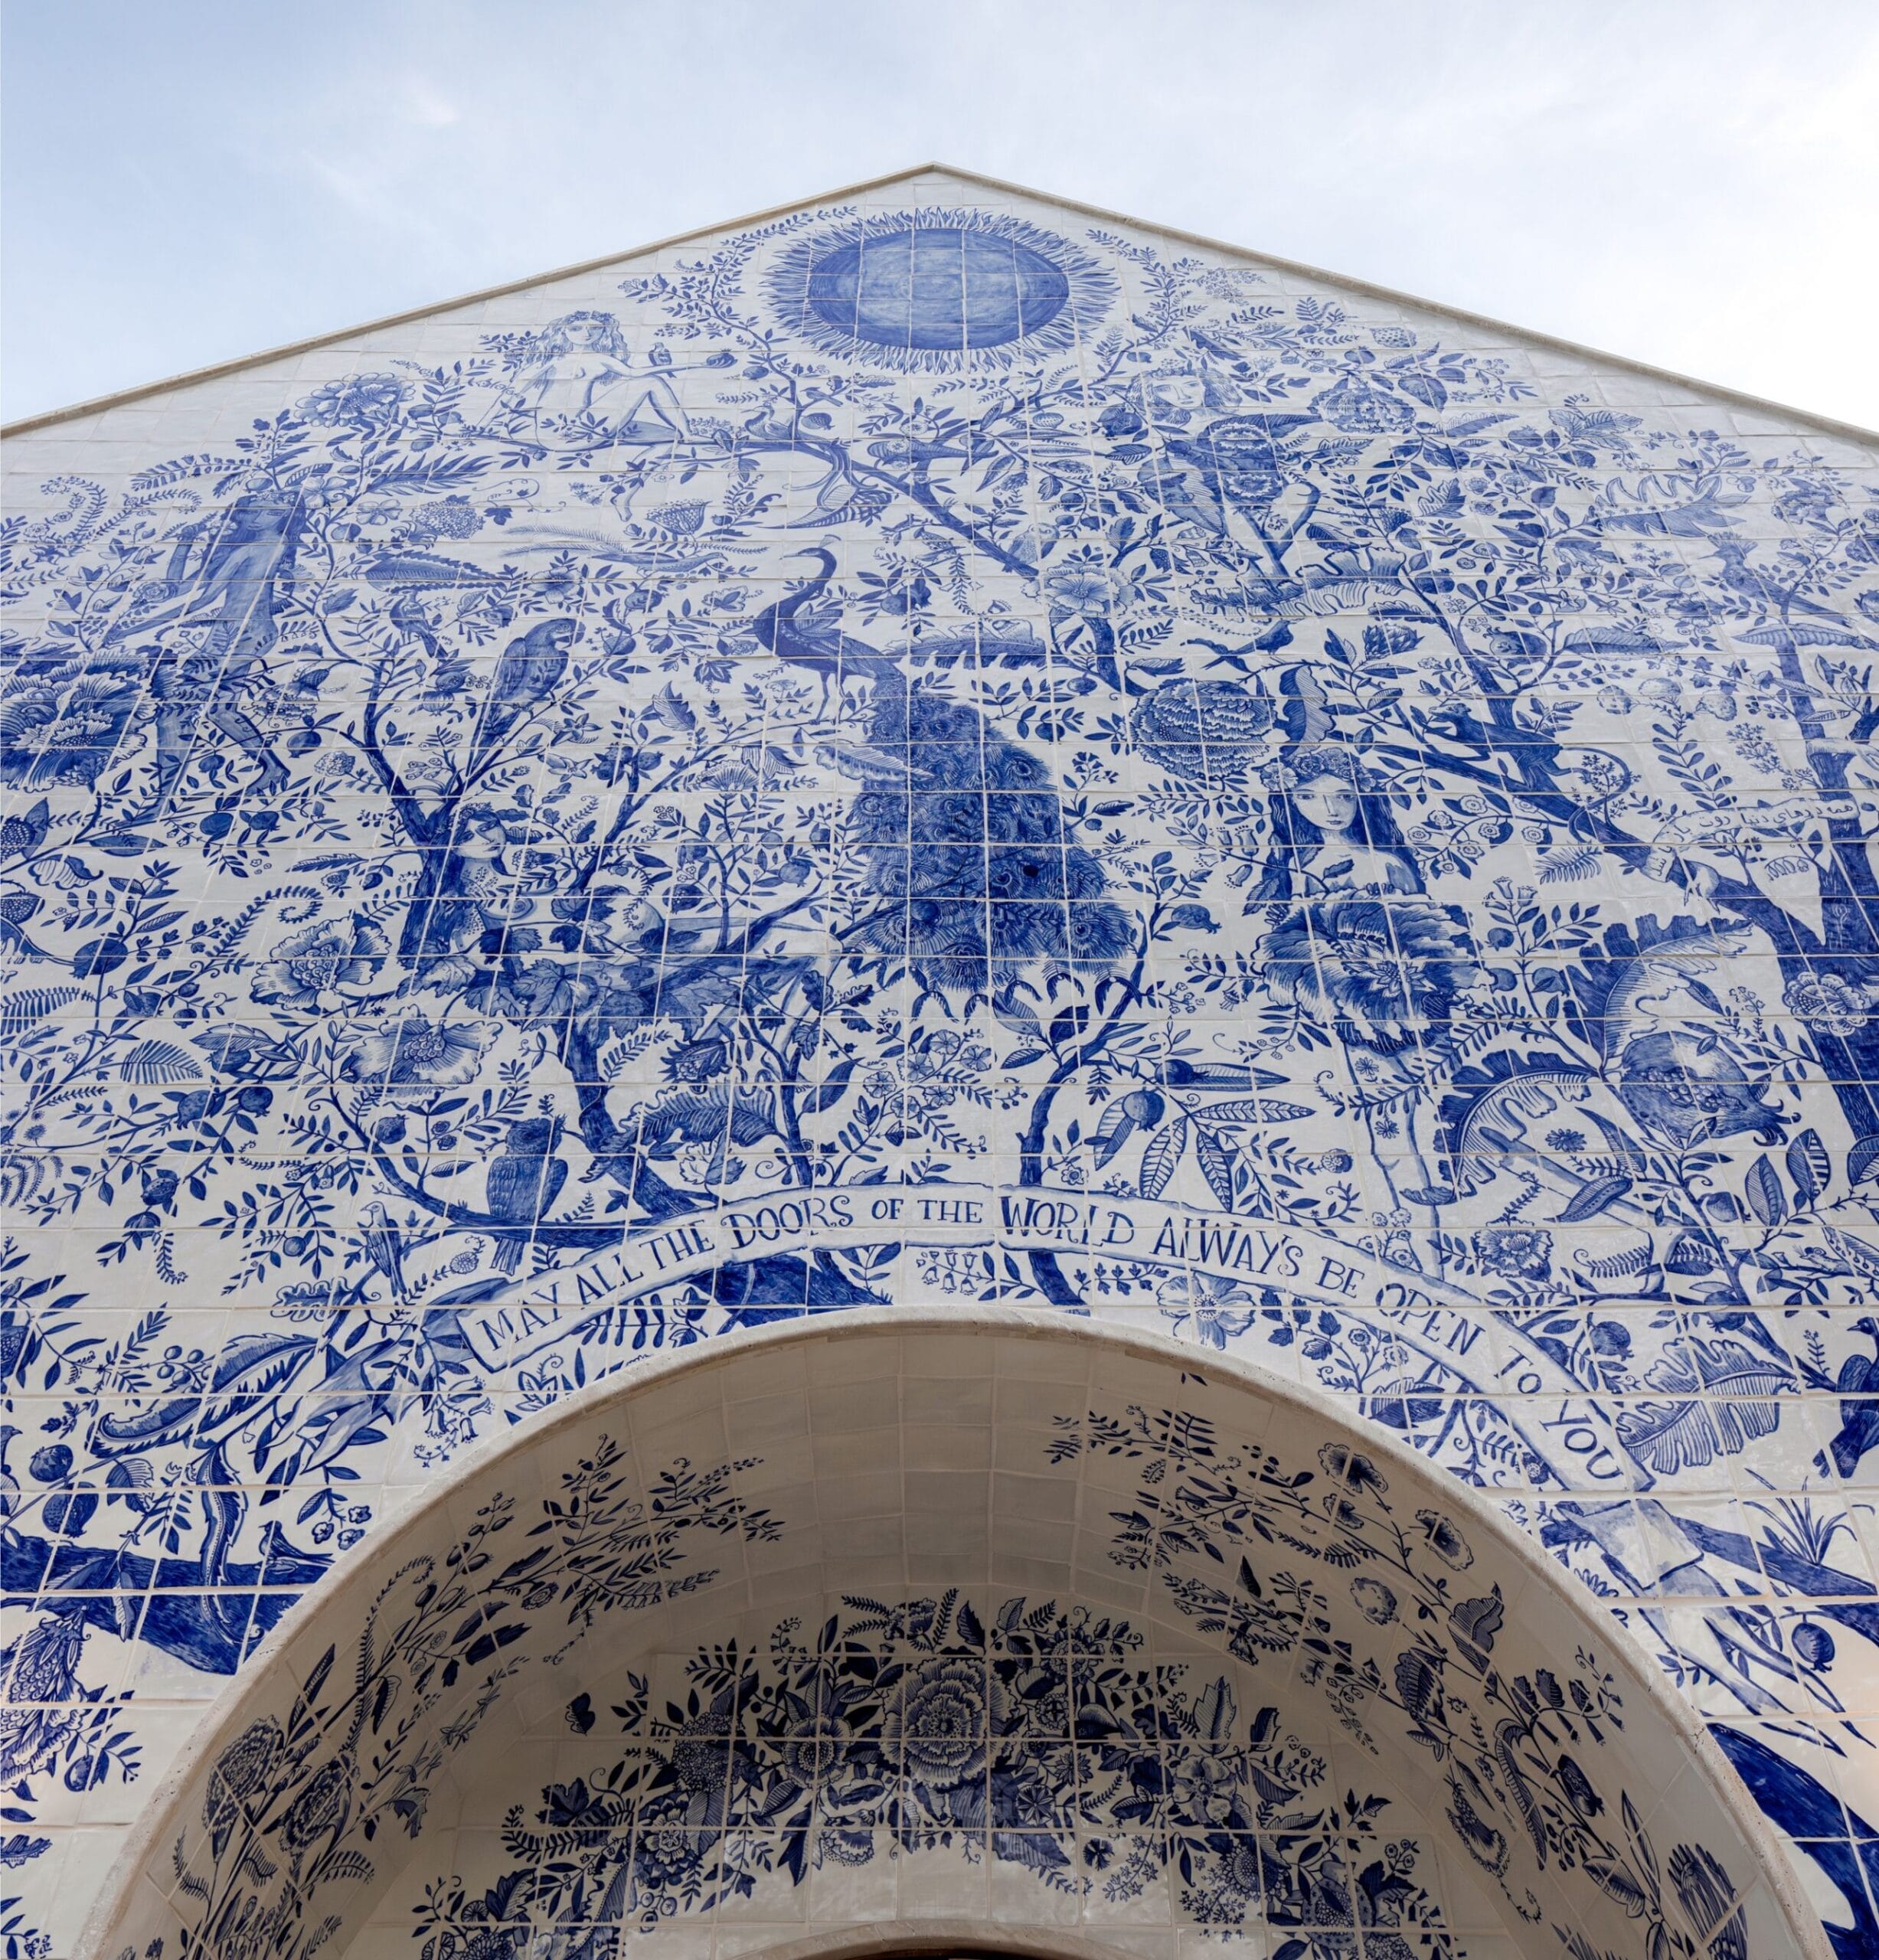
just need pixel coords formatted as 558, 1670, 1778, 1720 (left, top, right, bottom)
358, 1202, 407, 1302
485, 1117, 569, 1274
472, 617, 578, 763
1819, 1319, 1879, 1481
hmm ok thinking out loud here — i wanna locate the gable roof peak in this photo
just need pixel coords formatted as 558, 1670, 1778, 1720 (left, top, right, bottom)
5, 162, 1874, 443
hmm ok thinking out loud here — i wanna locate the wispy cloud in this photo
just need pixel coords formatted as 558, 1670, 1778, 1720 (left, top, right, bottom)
4, 0, 1876, 425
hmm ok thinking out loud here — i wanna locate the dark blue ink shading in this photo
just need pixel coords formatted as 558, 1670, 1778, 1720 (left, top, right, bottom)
805, 224, 1069, 352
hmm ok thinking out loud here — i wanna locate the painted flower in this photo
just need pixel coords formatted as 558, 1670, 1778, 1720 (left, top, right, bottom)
201, 1716, 285, 1853
338, 1014, 489, 1089
649, 499, 707, 534
1413, 1508, 1474, 1570
1783, 969, 1877, 1037
278, 1755, 351, 1854
1160, 1272, 1259, 1350
1217, 1834, 1264, 1898
252, 914, 391, 1008
1129, 679, 1278, 787
1350, 1577, 1397, 1625
1042, 560, 1113, 615
779, 1720, 835, 1791
404, 495, 482, 544
670, 1724, 730, 1799
299, 373, 409, 426
1312, 373, 1416, 433
1317, 1442, 1388, 1494
208, 1717, 285, 1804
634, 1817, 707, 1888
1260, 897, 1481, 1050
1471, 1222, 1553, 1283
885, 1657, 989, 1793
816, 1826, 874, 1867
0, 650, 145, 790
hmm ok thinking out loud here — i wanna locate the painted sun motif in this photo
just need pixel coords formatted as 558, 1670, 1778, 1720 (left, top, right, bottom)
764, 205, 1116, 369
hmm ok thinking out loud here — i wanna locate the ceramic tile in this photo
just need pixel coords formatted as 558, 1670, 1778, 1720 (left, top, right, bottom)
4, 170, 1871, 1957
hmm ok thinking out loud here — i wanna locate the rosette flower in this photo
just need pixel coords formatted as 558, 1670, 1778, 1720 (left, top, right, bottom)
277, 1754, 351, 1857
1129, 678, 1278, 789
202, 1717, 286, 1854
1783, 968, 1877, 1038
1471, 1222, 1553, 1283
252, 915, 391, 1010
884, 1657, 992, 1803
337, 1013, 489, 1090
1259, 897, 1480, 1050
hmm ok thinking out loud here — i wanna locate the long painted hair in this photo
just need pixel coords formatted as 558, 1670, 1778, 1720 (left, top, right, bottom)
488, 310, 634, 374
1254, 744, 1420, 901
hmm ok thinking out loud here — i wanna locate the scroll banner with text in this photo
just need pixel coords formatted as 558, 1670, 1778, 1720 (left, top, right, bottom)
458, 1182, 1484, 1370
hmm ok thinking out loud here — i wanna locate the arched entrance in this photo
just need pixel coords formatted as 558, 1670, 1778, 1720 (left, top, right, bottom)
81, 1313, 1819, 1960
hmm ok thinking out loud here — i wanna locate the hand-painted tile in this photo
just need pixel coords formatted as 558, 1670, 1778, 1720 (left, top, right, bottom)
5, 168, 1878, 1954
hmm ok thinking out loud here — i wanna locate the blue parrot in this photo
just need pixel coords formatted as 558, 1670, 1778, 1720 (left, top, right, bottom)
472, 616, 578, 764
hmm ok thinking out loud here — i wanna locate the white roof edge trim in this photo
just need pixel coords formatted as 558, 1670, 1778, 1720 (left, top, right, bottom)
5, 159, 1877, 445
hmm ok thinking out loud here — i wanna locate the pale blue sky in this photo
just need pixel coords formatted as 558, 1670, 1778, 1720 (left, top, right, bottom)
5, 0, 1877, 427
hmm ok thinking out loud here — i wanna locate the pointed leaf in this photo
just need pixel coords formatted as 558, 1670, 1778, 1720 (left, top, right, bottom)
1552, 1174, 1632, 1223
1786, 1128, 1830, 1204
1744, 1155, 1786, 1228
1139, 1116, 1188, 1200
1194, 1131, 1239, 1210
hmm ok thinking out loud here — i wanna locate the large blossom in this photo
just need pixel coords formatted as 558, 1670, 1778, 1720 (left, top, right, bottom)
201, 1717, 284, 1854
1129, 678, 1278, 789
253, 915, 391, 1009
1784, 968, 1878, 1038
884, 1657, 992, 1798
1, 649, 145, 790
299, 373, 409, 426
338, 1013, 489, 1089
1259, 897, 1480, 1050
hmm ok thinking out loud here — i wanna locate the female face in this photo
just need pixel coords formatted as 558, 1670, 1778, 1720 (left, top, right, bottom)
1292, 778, 1358, 836
1152, 372, 1206, 413
565, 316, 609, 349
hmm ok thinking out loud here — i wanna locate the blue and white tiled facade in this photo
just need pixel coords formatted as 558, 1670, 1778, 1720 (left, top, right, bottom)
2, 165, 1877, 1955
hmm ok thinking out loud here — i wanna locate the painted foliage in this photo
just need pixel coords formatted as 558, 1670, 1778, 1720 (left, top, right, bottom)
404, 1413, 1750, 1960
4, 182, 1879, 1949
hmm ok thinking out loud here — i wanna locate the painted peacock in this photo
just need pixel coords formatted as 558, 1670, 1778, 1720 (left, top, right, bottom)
755, 549, 1132, 1006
